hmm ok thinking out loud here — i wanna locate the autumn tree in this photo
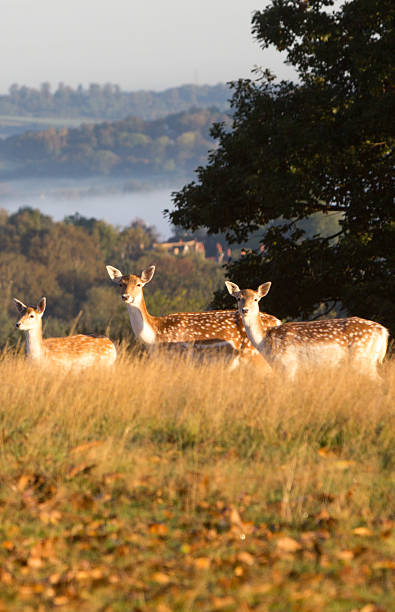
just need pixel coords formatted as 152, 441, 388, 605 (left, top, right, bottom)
169, 0, 394, 333
0, 208, 226, 346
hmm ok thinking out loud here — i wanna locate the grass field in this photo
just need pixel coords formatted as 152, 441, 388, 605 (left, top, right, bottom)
0, 349, 394, 611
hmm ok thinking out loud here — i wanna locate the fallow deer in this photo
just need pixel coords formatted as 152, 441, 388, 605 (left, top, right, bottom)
106, 265, 280, 368
14, 297, 117, 367
225, 281, 388, 379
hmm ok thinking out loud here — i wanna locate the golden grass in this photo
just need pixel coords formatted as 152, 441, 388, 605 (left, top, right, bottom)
0, 350, 394, 611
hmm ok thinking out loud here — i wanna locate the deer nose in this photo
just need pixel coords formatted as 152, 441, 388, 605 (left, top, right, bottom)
122, 293, 129, 301
242, 307, 249, 314
15, 322, 21, 328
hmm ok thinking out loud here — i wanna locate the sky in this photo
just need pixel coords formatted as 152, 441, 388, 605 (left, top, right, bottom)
0, 0, 295, 94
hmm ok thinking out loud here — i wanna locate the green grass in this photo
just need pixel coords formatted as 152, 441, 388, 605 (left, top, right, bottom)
0, 351, 394, 611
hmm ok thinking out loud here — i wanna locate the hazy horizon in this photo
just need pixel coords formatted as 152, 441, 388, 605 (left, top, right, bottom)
0, 0, 295, 237
1, 178, 176, 239
0, 0, 295, 95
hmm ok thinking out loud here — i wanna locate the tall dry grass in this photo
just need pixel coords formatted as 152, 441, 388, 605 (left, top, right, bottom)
0, 349, 394, 610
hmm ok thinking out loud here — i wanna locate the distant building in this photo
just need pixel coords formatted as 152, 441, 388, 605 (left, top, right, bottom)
153, 239, 205, 258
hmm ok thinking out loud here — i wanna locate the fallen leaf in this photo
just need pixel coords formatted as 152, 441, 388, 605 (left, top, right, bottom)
19, 584, 44, 596
53, 596, 69, 606
40, 510, 62, 525
237, 551, 254, 566
276, 536, 302, 552
17, 473, 31, 491
336, 550, 354, 561
49, 573, 62, 585
372, 560, 395, 570
149, 523, 168, 536
156, 605, 173, 612
151, 572, 171, 584
90, 568, 104, 580
0, 570, 12, 584
353, 527, 373, 536
75, 570, 90, 581
250, 583, 273, 595
193, 557, 211, 569
229, 507, 244, 529
212, 596, 235, 609
27, 556, 43, 568
317, 447, 335, 458
180, 543, 191, 554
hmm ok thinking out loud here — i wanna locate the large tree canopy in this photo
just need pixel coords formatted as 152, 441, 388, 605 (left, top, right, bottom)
169, 0, 394, 333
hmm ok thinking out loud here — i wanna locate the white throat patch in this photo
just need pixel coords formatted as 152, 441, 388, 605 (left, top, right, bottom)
242, 311, 265, 352
126, 303, 156, 345
25, 326, 44, 360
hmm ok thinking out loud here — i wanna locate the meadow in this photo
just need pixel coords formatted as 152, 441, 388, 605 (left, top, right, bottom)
0, 349, 394, 611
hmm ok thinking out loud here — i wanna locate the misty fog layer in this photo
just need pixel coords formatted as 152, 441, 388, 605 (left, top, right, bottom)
0, 178, 177, 239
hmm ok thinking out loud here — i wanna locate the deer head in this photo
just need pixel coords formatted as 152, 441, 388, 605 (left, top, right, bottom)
14, 297, 46, 330
106, 265, 156, 305
225, 281, 271, 322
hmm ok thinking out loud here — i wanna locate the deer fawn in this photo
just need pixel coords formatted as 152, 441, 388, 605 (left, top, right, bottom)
106, 264, 280, 368
14, 297, 117, 367
225, 281, 388, 379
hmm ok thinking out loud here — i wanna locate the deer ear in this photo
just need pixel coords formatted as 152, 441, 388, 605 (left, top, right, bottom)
106, 265, 123, 282
13, 298, 27, 313
257, 282, 271, 299
37, 297, 46, 314
225, 281, 240, 296
141, 265, 155, 284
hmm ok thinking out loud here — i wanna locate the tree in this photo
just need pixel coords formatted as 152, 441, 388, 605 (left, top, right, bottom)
169, 0, 394, 333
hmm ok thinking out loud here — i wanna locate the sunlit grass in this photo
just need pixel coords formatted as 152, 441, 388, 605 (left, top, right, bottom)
0, 350, 394, 611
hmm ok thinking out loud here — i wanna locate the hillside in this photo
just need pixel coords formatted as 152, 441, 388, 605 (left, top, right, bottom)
0, 108, 229, 179
0, 83, 230, 136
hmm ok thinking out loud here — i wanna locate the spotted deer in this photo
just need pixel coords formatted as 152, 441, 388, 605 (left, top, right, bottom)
106, 265, 280, 368
14, 297, 117, 367
225, 281, 388, 379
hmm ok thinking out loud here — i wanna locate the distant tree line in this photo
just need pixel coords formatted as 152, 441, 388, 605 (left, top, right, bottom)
0, 207, 224, 348
0, 83, 230, 121
0, 108, 230, 178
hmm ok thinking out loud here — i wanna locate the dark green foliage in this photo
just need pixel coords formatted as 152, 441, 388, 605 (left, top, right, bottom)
169, 0, 394, 333
0, 109, 230, 179
0, 208, 224, 347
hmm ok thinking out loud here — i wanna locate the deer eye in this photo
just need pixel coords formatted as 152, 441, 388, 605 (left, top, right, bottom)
29, 314, 34, 318
254, 298, 258, 302
137, 283, 142, 287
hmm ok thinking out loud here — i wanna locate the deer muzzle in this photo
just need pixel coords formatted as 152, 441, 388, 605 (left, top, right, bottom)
122, 293, 135, 304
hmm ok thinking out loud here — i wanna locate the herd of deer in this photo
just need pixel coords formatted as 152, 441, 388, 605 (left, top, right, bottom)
13, 264, 388, 380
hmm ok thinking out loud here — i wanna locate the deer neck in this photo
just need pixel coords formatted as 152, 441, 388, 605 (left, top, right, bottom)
241, 310, 268, 355
25, 321, 44, 361
126, 293, 157, 345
